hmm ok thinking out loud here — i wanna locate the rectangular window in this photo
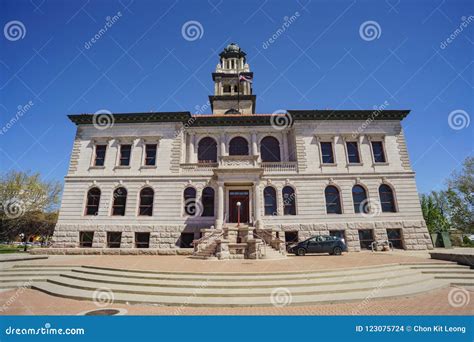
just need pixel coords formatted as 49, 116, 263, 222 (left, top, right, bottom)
119, 144, 131, 166
386, 229, 404, 249
145, 144, 157, 166
135, 232, 150, 248
320, 142, 334, 164
94, 145, 107, 166
284, 231, 299, 244
358, 229, 374, 249
371, 141, 386, 163
107, 232, 122, 248
79, 231, 94, 248
346, 142, 360, 163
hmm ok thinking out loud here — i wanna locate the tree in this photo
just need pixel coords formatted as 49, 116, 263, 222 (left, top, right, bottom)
421, 192, 450, 233
0, 171, 61, 251
445, 156, 474, 234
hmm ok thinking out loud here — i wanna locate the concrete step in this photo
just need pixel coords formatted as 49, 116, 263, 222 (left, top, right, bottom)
31, 278, 448, 307
408, 264, 471, 269
58, 269, 422, 289
44, 274, 433, 298
70, 264, 420, 281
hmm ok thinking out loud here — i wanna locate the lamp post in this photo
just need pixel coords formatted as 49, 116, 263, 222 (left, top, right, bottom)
236, 201, 241, 227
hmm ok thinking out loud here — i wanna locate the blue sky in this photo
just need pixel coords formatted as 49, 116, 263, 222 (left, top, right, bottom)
0, 0, 473, 195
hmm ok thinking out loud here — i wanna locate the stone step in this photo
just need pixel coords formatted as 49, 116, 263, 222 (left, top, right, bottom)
44, 274, 433, 298
70, 264, 420, 281
31, 279, 448, 307
408, 264, 471, 269
58, 269, 422, 289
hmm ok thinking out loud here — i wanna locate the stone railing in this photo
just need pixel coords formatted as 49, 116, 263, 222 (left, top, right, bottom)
180, 162, 218, 173
261, 161, 297, 172
218, 155, 259, 168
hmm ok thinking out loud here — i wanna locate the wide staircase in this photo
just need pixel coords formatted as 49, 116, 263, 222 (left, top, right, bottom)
0, 262, 472, 307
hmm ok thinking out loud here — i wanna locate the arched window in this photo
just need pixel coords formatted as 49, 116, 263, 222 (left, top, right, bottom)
198, 137, 217, 163
352, 185, 368, 214
201, 187, 215, 217
325, 185, 342, 214
264, 187, 277, 216
139, 187, 154, 216
282, 186, 296, 215
183, 187, 197, 216
112, 187, 127, 216
85, 187, 101, 215
229, 137, 249, 156
379, 184, 396, 212
260, 136, 281, 162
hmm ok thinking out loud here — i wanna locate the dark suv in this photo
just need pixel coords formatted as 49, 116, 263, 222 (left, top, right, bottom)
288, 235, 347, 256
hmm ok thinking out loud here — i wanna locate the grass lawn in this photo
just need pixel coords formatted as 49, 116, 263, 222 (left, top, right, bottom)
0, 245, 25, 254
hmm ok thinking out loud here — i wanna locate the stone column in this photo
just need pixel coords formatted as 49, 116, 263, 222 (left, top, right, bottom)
251, 132, 258, 157
188, 133, 196, 163
253, 181, 262, 229
220, 133, 226, 157
282, 131, 289, 162
215, 182, 225, 229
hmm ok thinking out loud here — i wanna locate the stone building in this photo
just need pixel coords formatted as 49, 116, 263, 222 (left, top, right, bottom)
52, 43, 433, 255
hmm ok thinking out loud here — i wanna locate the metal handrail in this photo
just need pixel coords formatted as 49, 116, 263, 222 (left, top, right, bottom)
371, 240, 393, 252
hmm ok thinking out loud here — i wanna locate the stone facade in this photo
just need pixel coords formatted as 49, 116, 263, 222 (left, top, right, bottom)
51, 43, 433, 253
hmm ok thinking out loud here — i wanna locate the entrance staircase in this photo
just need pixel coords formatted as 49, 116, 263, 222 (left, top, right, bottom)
0, 262, 472, 307
191, 225, 286, 260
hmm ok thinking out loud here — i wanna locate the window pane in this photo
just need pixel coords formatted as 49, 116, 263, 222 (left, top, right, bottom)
184, 187, 197, 216
346, 142, 360, 163
79, 231, 94, 248
139, 188, 154, 216
352, 185, 368, 214
107, 232, 122, 248
135, 232, 150, 248
264, 187, 277, 216
358, 229, 374, 249
112, 187, 127, 216
371, 141, 386, 163
119, 144, 131, 166
198, 138, 217, 163
282, 186, 296, 215
320, 142, 334, 164
86, 188, 101, 215
95, 145, 107, 166
229, 137, 249, 156
201, 187, 215, 217
145, 144, 157, 166
325, 186, 341, 214
261, 137, 281, 162
379, 184, 396, 212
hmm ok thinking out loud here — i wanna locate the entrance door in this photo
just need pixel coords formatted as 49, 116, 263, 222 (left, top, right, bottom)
228, 190, 249, 223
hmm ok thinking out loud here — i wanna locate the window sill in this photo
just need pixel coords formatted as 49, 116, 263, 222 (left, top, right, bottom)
89, 165, 105, 170
321, 163, 337, 167
140, 165, 157, 169
347, 163, 363, 166
114, 165, 131, 170
372, 162, 389, 166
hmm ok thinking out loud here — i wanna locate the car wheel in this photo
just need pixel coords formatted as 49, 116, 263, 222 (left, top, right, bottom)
297, 248, 306, 256
333, 247, 342, 256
